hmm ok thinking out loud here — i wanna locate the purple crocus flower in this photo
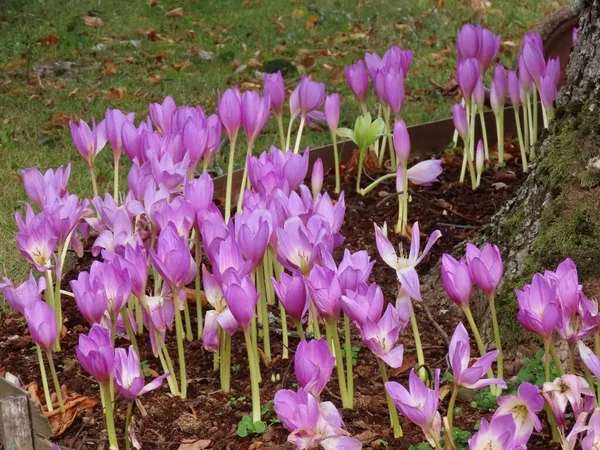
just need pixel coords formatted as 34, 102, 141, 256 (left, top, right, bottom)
69, 118, 108, 166
508, 70, 522, 107
449, 322, 506, 390
218, 87, 242, 141
383, 46, 412, 76
291, 75, 325, 119
344, 60, 369, 104
452, 103, 469, 143
234, 208, 271, 265
149, 96, 176, 135
70, 271, 108, 325
76, 323, 115, 383
400, 159, 443, 188
144, 295, 175, 356
457, 24, 480, 61
182, 118, 208, 168
105, 108, 135, 159
361, 304, 405, 368
380, 67, 405, 117
185, 172, 214, 217
113, 345, 169, 400
149, 224, 195, 292
149, 153, 189, 190
224, 274, 259, 330
92, 208, 141, 256
21, 164, 71, 209
272, 272, 309, 325
468, 415, 516, 450
274, 388, 362, 450
476, 27, 501, 73
543, 374, 595, 430
493, 382, 543, 447
441, 254, 472, 309
522, 42, 546, 86
337, 249, 374, 293
202, 266, 239, 337
539, 75, 558, 115
473, 78, 485, 111
545, 58, 561, 86
0, 272, 46, 315
241, 90, 271, 148
374, 221, 441, 301
393, 120, 410, 166
151, 196, 195, 237
295, 339, 335, 397
490, 65, 507, 111
577, 341, 600, 379
311, 158, 324, 199
276, 216, 325, 275
324, 94, 340, 134
364, 52, 383, 82
457, 58, 480, 101
15, 208, 57, 272
341, 282, 384, 327
263, 71, 285, 116
515, 273, 560, 339
465, 242, 503, 295
92, 260, 132, 317
386, 369, 441, 447
24, 301, 57, 353
210, 235, 252, 286
305, 264, 342, 320
582, 408, 600, 450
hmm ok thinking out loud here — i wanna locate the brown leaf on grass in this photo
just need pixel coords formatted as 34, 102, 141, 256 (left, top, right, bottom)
390, 353, 417, 377
247, 58, 262, 69
68, 88, 79, 98
104, 60, 117, 75
189, 47, 214, 60
4, 59, 25, 72
172, 60, 193, 71
178, 439, 212, 450
299, 54, 315, 69
306, 16, 319, 29
36, 34, 60, 47
46, 80, 65, 89
82, 15, 104, 27
105, 87, 127, 101
125, 55, 137, 63
273, 16, 285, 35
147, 73, 162, 83
44, 393, 99, 436
142, 50, 168, 63
50, 112, 74, 128
166, 7, 185, 17
429, 78, 459, 97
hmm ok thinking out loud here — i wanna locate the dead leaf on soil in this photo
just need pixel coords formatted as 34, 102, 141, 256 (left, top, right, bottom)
4, 59, 25, 72
147, 73, 162, 84
106, 87, 127, 101
45, 393, 99, 436
178, 439, 211, 450
390, 353, 417, 377
82, 16, 104, 27
37, 34, 60, 47
172, 60, 193, 71
166, 7, 185, 17
306, 16, 319, 29
104, 60, 117, 75
50, 112, 75, 128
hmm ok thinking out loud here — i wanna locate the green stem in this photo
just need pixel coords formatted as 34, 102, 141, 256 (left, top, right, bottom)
237, 143, 253, 212
431, 433, 443, 450
220, 332, 231, 392
285, 114, 296, 152
377, 358, 403, 438
467, 101, 477, 189
544, 402, 562, 443
243, 329, 262, 423
378, 108, 389, 167
125, 401, 133, 450
89, 164, 99, 199
276, 114, 286, 151
135, 298, 143, 336
549, 340, 565, 376
544, 338, 551, 382
100, 382, 119, 450
496, 109, 504, 164
173, 292, 187, 399
195, 232, 203, 339
113, 154, 120, 201
257, 263, 271, 363
478, 110, 489, 160
522, 101, 530, 151
488, 293, 503, 383
343, 314, 354, 407
121, 307, 139, 357
153, 328, 179, 395
356, 149, 365, 192
183, 293, 193, 342
514, 109, 528, 172
296, 321, 306, 341
462, 307, 498, 393
359, 172, 396, 196
328, 320, 350, 409
44, 271, 54, 308
409, 301, 427, 381
293, 116, 306, 154
264, 251, 275, 306
36, 345, 53, 412
309, 301, 321, 339
395, 164, 408, 235
224, 136, 237, 223
332, 133, 341, 194
280, 302, 289, 360
447, 385, 459, 432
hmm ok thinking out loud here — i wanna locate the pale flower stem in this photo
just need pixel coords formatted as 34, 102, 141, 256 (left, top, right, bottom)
285, 115, 295, 152
224, 136, 237, 223
462, 307, 497, 392
377, 358, 403, 438
89, 164, 99, 199
360, 172, 396, 196
544, 338, 551, 382
446, 385, 459, 432
343, 314, 354, 407
173, 289, 187, 399
279, 301, 289, 359
183, 294, 194, 342
120, 306, 139, 357
276, 114, 286, 151
549, 340, 565, 376
100, 382, 119, 450
328, 321, 350, 409
125, 401, 133, 450
532, 88, 538, 142
332, 134, 341, 194
478, 110, 489, 160
356, 149, 365, 192
36, 345, 54, 412
45, 351, 65, 413
467, 101, 477, 189
514, 109, 528, 172
409, 301, 427, 381
296, 321, 306, 341
256, 263, 271, 362
488, 293, 503, 383
237, 143, 253, 212
113, 154, 120, 201
244, 329, 262, 423
293, 116, 306, 154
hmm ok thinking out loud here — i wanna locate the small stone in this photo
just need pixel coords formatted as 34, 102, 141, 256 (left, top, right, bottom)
492, 182, 508, 190
378, 190, 389, 197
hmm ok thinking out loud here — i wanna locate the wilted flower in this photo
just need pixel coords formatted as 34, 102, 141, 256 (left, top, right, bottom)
113, 345, 169, 400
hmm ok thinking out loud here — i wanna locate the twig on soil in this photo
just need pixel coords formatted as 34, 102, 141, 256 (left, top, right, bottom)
421, 302, 450, 346
436, 222, 480, 230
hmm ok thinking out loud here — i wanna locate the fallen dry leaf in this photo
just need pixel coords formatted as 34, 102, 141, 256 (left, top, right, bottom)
4, 59, 25, 72
104, 60, 117, 75
50, 112, 74, 128
306, 16, 319, 29
45, 394, 99, 436
178, 439, 211, 450
172, 60, 193, 71
37, 34, 60, 47
247, 58, 262, 69
106, 87, 127, 101
166, 7, 185, 17
82, 15, 104, 27
147, 73, 162, 84
68, 88, 79, 99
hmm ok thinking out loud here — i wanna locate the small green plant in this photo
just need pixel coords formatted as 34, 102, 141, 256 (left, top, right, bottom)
231, 364, 241, 373
225, 396, 246, 408
340, 345, 361, 367
408, 444, 430, 450
374, 439, 389, 447
237, 415, 266, 437
517, 349, 560, 387
470, 387, 498, 410
452, 427, 472, 450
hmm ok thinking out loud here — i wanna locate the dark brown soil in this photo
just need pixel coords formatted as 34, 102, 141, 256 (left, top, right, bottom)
0, 140, 559, 449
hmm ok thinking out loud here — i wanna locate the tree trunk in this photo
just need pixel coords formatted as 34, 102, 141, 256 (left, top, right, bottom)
487, 0, 600, 347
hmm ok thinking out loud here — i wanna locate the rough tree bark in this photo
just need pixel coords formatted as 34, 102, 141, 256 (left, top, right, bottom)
420, 0, 600, 358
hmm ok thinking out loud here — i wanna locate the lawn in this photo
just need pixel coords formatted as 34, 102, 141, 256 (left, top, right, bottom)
0, 0, 566, 282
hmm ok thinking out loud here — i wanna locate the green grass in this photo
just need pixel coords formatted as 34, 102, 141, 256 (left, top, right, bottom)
0, 0, 566, 281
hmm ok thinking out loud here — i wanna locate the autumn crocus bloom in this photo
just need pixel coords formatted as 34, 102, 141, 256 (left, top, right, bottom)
295, 339, 335, 397
361, 304, 405, 368
305, 264, 342, 321
374, 221, 441, 301
493, 382, 543, 447
457, 58, 480, 101
582, 408, 600, 450
113, 345, 169, 400
15, 208, 57, 273
381, 67, 406, 117
149, 96, 176, 134
149, 224, 195, 293
457, 24, 480, 61
396, 159, 443, 189
263, 71, 285, 116
515, 273, 560, 339
542, 374, 595, 430
70, 272, 108, 325
449, 323, 506, 390
241, 90, 271, 148
218, 87, 242, 141
452, 103, 469, 144
465, 242, 503, 295
104, 108, 135, 159
274, 388, 362, 450
292, 75, 325, 119
22, 164, 71, 209
468, 415, 516, 450
24, 301, 57, 353
539, 75, 558, 118
386, 369, 441, 448
76, 324, 115, 383
276, 216, 324, 275
69, 118, 108, 166
383, 46, 412, 75
441, 254, 472, 308
522, 42, 546, 86
341, 282, 384, 326
224, 274, 259, 330
272, 272, 309, 325
477, 27, 501, 73
393, 120, 410, 166
0, 272, 46, 315
324, 93, 340, 134
344, 60, 369, 104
